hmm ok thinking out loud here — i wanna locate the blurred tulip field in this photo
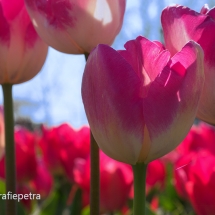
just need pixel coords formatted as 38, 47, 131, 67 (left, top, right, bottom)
1, 0, 215, 215
1, 114, 215, 215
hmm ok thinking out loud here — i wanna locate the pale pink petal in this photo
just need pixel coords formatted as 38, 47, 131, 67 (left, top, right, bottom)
0, 1, 48, 84
25, 0, 126, 53
200, 4, 209, 14
161, 6, 209, 56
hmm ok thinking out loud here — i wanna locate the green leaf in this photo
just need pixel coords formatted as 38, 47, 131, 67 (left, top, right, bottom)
40, 192, 61, 215
81, 206, 90, 215
17, 202, 27, 215
0, 195, 27, 215
0, 180, 6, 194
146, 203, 156, 215
0, 195, 6, 215
69, 188, 82, 215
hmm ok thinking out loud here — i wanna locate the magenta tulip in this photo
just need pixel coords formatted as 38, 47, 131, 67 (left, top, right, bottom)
174, 151, 215, 215
161, 5, 215, 125
82, 36, 204, 164
73, 151, 133, 213
24, 0, 125, 54
0, 0, 48, 84
0, 127, 37, 182
30, 159, 53, 199
39, 124, 90, 181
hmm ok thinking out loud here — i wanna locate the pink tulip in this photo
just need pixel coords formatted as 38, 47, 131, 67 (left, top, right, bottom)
100, 152, 133, 213
61, 126, 90, 181
39, 124, 76, 175
146, 159, 165, 190
174, 152, 194, 199
177, 123, 215, 155
161, 5, 215, 125
163, 122, 215, 165
175, 150, 215, 215
39, 124, 90, 181
17, 185, 33, 211
174, 123, 215, 199
29, 159, 53, 198
24, 0, 126, 54
82, 36, 204, 164
0, 0, 48, 84
0, 127, 37, 182
185, 151, 215, 215
73, 151, 133, 212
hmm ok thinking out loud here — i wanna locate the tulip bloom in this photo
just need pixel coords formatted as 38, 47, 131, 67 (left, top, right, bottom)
24, 0, 125, 54
161, 5, 215, 125
0, 127, 37, 182
82, 36, 204, 164
39, 124, 90, 181
73, 151, 133, 212
185, 151, 215, 215
177, 123, 215, 155
174, 151, 215, 215
0, 0, 48, 84
146, 160, 165, 190
30, 159, 53, 198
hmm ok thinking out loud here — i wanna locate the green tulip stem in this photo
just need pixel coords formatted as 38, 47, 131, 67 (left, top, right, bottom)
85, 53, 100, 215
132, 163, 148, 215
2, 84, 17, 215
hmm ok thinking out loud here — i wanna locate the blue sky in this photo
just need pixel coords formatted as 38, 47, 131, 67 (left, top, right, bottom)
0, 0, 213, 128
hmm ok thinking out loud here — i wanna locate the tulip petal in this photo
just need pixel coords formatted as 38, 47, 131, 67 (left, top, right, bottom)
1, 0, 24, 20
25, 0, 126, 53
82, 44, 144, 164
161, 6, 204, 55
206, 6, 215, 20
119, 37, 170, 87
0, 4, 10, 43
142, 41, 204, 163
161, 5, 215, 125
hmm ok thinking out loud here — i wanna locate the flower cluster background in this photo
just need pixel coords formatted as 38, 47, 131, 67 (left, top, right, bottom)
0, 0, 212, 128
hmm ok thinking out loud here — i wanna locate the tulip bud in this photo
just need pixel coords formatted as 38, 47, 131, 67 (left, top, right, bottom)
82, 36, 204, 164
24, 0, 126, 54
0, 0, 48, 84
